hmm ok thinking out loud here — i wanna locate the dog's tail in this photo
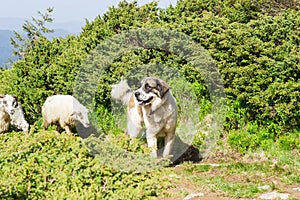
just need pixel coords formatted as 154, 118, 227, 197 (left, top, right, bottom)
111, 79, 132, 105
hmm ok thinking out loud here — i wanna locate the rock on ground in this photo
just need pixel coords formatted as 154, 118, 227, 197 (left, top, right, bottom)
258, 191, 290, 200
183, 192, 204, 200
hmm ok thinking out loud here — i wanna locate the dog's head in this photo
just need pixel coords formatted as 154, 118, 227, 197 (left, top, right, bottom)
134, 77, 170, 106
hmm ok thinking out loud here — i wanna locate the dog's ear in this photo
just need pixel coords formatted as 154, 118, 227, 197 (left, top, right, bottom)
0, 94, 5, 98
156, 79, 169, 98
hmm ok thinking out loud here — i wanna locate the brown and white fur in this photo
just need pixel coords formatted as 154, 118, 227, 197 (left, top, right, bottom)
111, 77, 178, 158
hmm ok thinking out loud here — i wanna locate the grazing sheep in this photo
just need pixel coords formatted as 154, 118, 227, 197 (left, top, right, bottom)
10, 101, 29, 132
42, 95, 90, 134
0, 94, 29, 133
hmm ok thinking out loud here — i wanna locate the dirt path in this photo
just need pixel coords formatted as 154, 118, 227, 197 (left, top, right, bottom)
157, 160, 300, 200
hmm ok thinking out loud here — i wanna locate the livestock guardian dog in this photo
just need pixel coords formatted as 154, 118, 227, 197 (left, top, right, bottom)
111, 77, 178, 158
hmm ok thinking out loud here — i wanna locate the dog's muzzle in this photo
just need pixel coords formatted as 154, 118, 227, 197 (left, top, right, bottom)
134, 91, 153, 105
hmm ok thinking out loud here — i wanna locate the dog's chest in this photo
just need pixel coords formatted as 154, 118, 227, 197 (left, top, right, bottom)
142, 104, 174, 126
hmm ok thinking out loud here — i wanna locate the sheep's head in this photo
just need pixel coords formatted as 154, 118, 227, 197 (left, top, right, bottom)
71, 109, 90, 128
2, 95, 19, 115
14, 120, 29, 132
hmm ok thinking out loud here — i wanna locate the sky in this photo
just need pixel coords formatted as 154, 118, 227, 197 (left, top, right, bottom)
0, 0, 177, 23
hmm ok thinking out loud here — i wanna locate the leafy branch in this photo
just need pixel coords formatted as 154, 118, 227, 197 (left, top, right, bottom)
10, 7, 54, 59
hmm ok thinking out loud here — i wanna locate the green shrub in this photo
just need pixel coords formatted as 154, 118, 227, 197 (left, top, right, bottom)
278, 130, 300, 150
228, 122, 300, 153
0, 131, 170, 199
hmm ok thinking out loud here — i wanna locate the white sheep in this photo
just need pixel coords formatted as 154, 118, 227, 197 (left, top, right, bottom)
42, 94, 90, 135
0, 94, 29, 133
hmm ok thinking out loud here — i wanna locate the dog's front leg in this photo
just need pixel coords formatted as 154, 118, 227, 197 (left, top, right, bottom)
163, 132, 175, 158
146, 135, 158, 158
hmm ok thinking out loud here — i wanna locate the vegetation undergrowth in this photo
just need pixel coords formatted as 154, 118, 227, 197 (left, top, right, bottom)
0, 131, 171, 199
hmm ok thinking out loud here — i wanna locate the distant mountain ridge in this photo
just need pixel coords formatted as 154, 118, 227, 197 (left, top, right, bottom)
0, 30, 15, 67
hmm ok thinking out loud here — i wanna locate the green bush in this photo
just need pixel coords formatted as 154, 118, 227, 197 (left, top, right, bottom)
228, 122, 300, 153
0, 131, 170, 199
278, 130, 300, 150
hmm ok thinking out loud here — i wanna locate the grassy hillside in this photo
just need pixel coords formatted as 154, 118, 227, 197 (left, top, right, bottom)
0, 0, 299, 199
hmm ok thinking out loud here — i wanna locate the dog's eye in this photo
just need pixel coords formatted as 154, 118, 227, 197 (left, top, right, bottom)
144, 83, 152, 91
3, 100, 7, 105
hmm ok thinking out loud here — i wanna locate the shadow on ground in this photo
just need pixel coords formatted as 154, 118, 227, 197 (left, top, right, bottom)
160, 136, 203, 165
